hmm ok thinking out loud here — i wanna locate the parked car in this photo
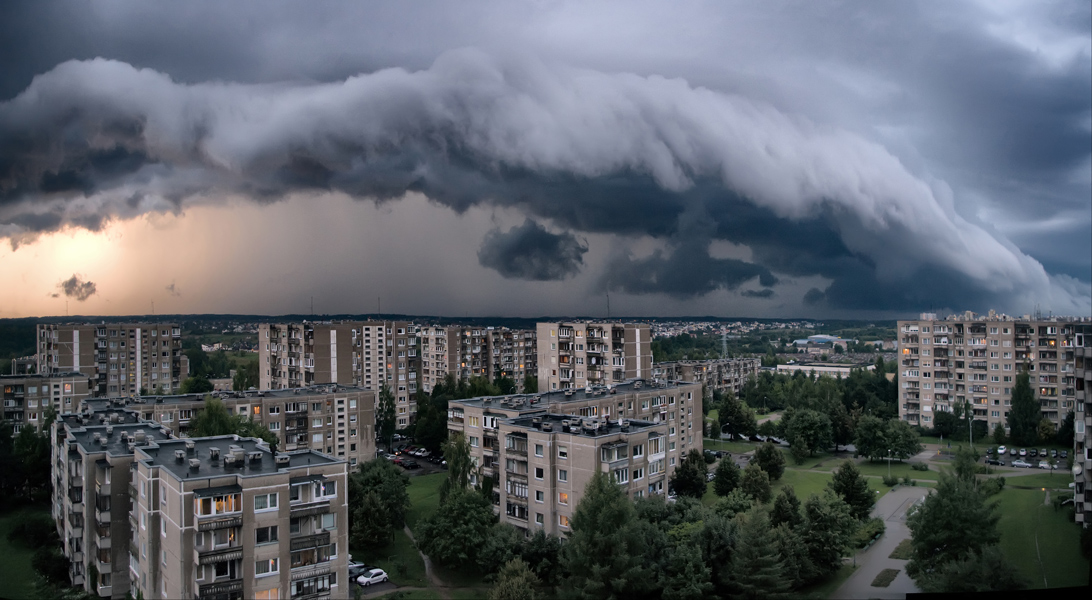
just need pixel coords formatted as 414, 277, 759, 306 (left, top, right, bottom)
1009, 448, 1018, 456
986, 458, 1005, 466
1029, 449, 1038, 458
1012, 459, 1032, 468
1061, 450, 1068, 459
714, 450, 726, 459
1051, 449, 1059, 458
401, 460, 420, 469
348, 562, 371, 580
1039, 448, 1048, 457
1038, 461, 1051, 470
1019, 448, 1027, 456
706, 472, 715, 482
357, 568, 389, 586
998, 445, 1007, 455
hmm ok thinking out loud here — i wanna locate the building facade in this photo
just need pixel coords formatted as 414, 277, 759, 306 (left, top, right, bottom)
447, 326, 538, 390
3, 372, 92, 429
652, 358, 760, 397
37, 323, 188, 397
1073, 324, 1090, 527
896, 312, 1086, 431
448, 379, 702, 535
536, 322, 652, 392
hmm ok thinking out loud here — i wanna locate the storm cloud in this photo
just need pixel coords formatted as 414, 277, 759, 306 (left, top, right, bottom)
478, 219, 588, 281
0, 24, 1088, 315
57, 274, 97, 301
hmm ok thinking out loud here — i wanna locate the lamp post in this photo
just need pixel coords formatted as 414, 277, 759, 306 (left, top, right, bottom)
887, 448, 892, 479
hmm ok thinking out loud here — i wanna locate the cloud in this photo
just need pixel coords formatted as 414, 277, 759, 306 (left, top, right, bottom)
0, 51, 1087, 313
741, 289, 775, 299
57, 274, 96, 301
478, 219, 587, 281
165, 282, 181, 296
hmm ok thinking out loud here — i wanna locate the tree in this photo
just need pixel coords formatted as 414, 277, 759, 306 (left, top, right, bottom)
1056, 411, 1075, 446
376, 384, 396, 451
351, 491, 392, 548
785, 409, 833, 458
753, 442, 786, 480
1036, 418, 1055, 443
414, 392, 449, 455
490, 558, 541, 600
179, 374, 214, 394
349, 459, 410, 546
232, 361, 259, 391
887, 419, 922, 460
187, 396, 278, 450
669, 449, 708, 499
991, 423, 1007, 445
729, 509, 790, 599
919, 545, 1026, 593
712, 457, 742, 497
853, 415, 887, 461
660, 543, 714, 600
520, 529, 564, 588
559, 472, 645, 600
522, 374, 539, 393
717, 392, 757, 440
1006, 371, 1039, 446
440, 433, 475, 505
906, 472, 1001, 582
740, 462, 771, 504
772, 523, 812, 590
770, 486, 803, 529
416, 487, 497, 568
800, 491, 856, 581
828, 461, 874, 521
952, 445, 981, 483
477, 523, 525, 575
715, 488, 754, 519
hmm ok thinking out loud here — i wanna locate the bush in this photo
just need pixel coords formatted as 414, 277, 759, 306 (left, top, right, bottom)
703, 452, 716, 465
911, 462, 929, 472
902, 476, 914, 485
979, 477, 1005, 497
882, 475, 899, 487
851, 518, 887, 548
7, 515, 58, 548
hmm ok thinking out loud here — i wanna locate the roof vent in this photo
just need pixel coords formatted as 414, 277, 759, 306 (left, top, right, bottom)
99, 435, 108, 446
188, 458, 200, 471
105, 425, 114, 436
208, 447, 220, 462
248, 451, 263, 464
532, 417, 542, 429
93, 433, 101, 444
228, 445, 243, 454
541, 422, 553, 432
174, 449, 186, 462
135, 431, 146, 443
127, 442, 135, 452
185, 440, 195, 453
275, 454, 291, 465
223, 454, 236, 468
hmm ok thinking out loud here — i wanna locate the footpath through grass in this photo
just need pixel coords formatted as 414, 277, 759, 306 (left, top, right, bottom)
0, 506, 50, 600
995, 488, 1089, 589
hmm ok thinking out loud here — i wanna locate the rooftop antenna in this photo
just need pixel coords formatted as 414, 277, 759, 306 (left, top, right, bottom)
606, 292, 611, 320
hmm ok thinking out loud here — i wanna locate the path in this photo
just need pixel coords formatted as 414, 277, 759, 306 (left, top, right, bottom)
832, 486, 928, 600
403, 525, 452, 600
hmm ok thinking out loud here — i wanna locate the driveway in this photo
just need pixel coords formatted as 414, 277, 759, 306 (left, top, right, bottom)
832, 486, 929, 599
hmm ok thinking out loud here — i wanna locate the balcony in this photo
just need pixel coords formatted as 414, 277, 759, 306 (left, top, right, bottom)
290, 531, 331, 552
196, 515, 243, 532
197, 545, 244, 565
199, 578, 243, 597
290, 499, 331, 518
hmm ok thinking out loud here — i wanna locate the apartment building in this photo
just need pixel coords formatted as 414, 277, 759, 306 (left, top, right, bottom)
1073, 324, 1090, 527
52, 408, 174, 597
652, 358, 760, 397
447, 326, 538, 390
536, 322, 652, 392
37, 323, 188, 397
448, 378, 702, 535
259, 321, 419, 425
82, 385, 376, 467
3, 372, 92, 430
128, 435, 349, 600
896, 311, 1086, 431
417, 325, 449, 396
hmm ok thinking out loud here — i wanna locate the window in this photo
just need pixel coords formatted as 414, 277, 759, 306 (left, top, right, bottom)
469, 436, 479, 448
256, 558, 279, 576
315, 480, 337, 498
559, 515, 570, 528
254, 493, 278, 511
633, 467, 644, 480
558, 469, 568, 482
558, 492, 569, 505
535, 468, 544, 480
321, 513, 336, 530
469, 416, 480, 427
632, 444, 643, 457
613, 468, 629, 484
269, 422, 281, 431
557, 446, 568, 459
196, 494, 242, 516
535, 491, 544, 503
256, 526, 278, 545
536, 513, 544, 525
535, 444, 543, 457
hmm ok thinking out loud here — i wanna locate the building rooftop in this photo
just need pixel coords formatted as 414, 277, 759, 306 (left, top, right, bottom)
136, 435, 341, 482
84, 384, 372, 409
507, 413, 659, 438
68, 421, 174, 458
61, 406, 145, 428
1, 372, 85, 381
452, 379, 693, 411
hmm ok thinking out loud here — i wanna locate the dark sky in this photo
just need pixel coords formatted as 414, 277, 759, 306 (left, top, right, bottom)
0, 1, 1089, 319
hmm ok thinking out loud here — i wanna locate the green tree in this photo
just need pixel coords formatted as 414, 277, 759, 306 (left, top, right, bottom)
740, 462, 772, 504
179, 374, 214, 394
660, 543, 714, 600
715, 488, 754, 519
1056, 411, 1075, 446
1006, 371, 1039, 446
416, 488, 497, 568
376, 384, 396, 451
800, 491, 856, 581
520, 529, 564, 588
350, 459, 410, 541
753, 442, 786, 480
828, 461, 874, 521
770, 485, 803, 529
906, 472, 1001, 583
1036, 418, 1055, 443
729, 509, 790, 599
712, 457, 742, 497
952, 445, 981, 483
853, 415, 887, 461
440, 433, 475, 504
477, 523, 525, 575
490, 558, 541, 600
919, 545, 1026, 593
188, 397, 242, 436
351, 491, 392, 547
522, 373, 539, 393
991, 423, 1007, 445
494, 376, 518, 395
772, 523, 812, 589
669, 449, 708, 499
232, 361, 259, 391
559, 471, 644, 600
785, 409, 833, 458
886, 419, 922, 460
717, 392, 758, 440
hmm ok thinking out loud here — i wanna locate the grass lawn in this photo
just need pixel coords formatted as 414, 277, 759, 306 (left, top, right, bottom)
351, 527, 428, 588
703, 439, 759, 454
870, 568, 900, 587
0, 506, 50, 600
798, 563, 857, 599
782, 449, 842, 470
999, 472, 1074, 490
839, 459, 940, 481
405, 472, 446, 530
995, 488, 1089, 589
889, 539, 913, 560
772, 469, 834, 500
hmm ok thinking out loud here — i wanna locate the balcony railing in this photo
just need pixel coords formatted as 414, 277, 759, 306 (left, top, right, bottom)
196, 515, 243, 531
199, 578, 243, 597
197, 545, 244, 565
290, 499, 331, 518
290, 531, 331, 552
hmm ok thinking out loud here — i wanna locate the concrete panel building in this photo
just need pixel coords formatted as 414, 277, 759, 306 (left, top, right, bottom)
3, 372, 93, 429
448, 379, 702, 535
653, 358, 760, 397
447, 326, 538, 390
536, 322, 652, 392
1073, 324, 1090, 527
37, 323, 188, 397
896, 312, 1087, 431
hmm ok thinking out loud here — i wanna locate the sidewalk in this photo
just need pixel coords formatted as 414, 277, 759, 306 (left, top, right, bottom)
832, 486, 928, 599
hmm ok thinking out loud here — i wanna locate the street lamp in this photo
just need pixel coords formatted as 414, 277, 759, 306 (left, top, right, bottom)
887, 448, 892, 479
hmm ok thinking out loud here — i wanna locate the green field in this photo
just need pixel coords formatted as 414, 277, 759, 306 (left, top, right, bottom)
351, 527, 428, 588
0, 507, 50, 600
406, 472, 446, 530
999, 471, 1074, 490
702, 438, 760, 454
995, 489, 1089, 589
816, 459, 940, 481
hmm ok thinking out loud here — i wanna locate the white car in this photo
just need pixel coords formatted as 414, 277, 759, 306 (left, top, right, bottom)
1038, 461, 1051, 470
997, 445, 1007, 455
357, 568, 389, 586
1012, 459, 1032, 468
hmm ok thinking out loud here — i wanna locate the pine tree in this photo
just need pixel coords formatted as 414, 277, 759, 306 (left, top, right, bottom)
906, 472, 1002, 583
801, 492, 856, 580
377, 383, 397, 451
828, 460, 874, 521
753, 442, 786, 480
770, 485, 803, 528
713, 457, 742, 497
670, 449, 708, 499
1006, 371, 1039, 446
729, 510, 790, 599
740, 462, 772, 504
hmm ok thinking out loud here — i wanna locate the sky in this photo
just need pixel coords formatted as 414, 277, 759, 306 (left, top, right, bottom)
0, 1, 1089, 320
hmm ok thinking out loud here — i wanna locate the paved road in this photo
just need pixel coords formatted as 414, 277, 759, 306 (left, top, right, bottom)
832, 486, 929, 599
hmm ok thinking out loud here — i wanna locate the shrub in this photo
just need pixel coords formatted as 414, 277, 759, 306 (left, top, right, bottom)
882, 475, 899, 487
902, 476, 914, 485
703, 452, 716, 465
911, 462, 929, 472
851, 517, 887, 548
979, 477, 1005, 497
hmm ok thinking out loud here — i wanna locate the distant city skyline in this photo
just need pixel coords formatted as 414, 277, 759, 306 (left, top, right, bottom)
1, 1, 1089, 320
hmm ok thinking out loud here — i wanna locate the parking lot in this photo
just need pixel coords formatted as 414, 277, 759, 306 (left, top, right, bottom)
376, 440, 449, 475
985, 445, 1067, 470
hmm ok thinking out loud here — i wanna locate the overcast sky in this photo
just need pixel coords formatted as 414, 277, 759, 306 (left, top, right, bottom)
1, 1, 1089, 320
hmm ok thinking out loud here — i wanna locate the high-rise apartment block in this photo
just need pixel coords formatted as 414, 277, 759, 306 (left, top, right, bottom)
37, 323, 188, 397
416, 325, 449, 395
896, 312, 1087, 431
448, 379, 702, 535
652, 358, 761, 397
536, 322, 652, 392
3, 372, 93, 429
447, 326, 538, 389
1073, 324, 1090, 527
